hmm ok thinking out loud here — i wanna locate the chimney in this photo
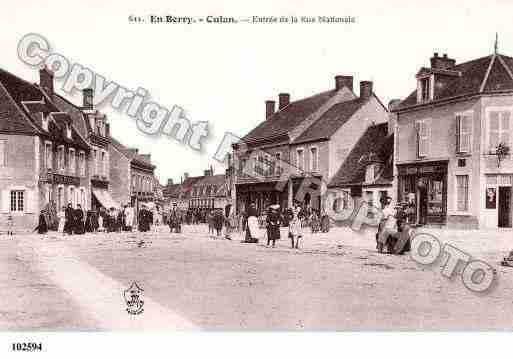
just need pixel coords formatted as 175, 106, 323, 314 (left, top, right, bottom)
278, 93, 290, 110
204, 168, 213, 177
105, 122, 110, 137
167, 178, 174, 186
430, 52, 456, 70
360, 81, 373, 100
39, 67, 54, 94
184, 172, 189, 180
335, 75, 353, 92
83, 88, 94, 110
265, 100, 275, 119
210, 164, 214, 175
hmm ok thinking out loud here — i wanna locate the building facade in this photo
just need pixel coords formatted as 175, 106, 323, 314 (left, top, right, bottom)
0, 67, 92, 231
233, 75, 388, 215
393, 51, 513, 228
109, 137, 157, 209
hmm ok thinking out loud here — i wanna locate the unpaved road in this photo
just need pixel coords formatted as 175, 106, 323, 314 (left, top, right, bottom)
1, 225, 512, 330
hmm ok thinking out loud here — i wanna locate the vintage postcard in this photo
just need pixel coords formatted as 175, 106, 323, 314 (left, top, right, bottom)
0, 0, 511, 358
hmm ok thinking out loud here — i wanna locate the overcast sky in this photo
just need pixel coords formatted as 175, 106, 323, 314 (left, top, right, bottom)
2, 0, 512, 183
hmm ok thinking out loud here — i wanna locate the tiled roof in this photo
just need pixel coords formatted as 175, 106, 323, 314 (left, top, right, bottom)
292, 97, 367, 144
109, 136, 155, 169
395, 53, 513, 111
0, 68, 89, 149
52, 94, 89, 136
241, 90, 338, 146
163, 183, 181, 198
328, 123, 393, 187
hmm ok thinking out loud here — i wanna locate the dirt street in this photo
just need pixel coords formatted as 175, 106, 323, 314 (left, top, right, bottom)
1, 225, 512, 330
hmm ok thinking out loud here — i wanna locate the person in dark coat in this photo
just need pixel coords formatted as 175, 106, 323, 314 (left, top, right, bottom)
64, 203, 74, 235
266, 205, 281, 247
138, 205, 151, 232
74, 204, 85, 234
213, 209, 224, 238
34, 210, 48, 234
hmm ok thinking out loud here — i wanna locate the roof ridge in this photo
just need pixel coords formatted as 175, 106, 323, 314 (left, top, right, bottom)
480, 54, 497, 93
0, 79, 42, 134
497, 54, 513, 81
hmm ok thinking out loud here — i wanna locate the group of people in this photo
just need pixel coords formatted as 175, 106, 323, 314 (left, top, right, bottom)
376, 195, 415, 255
241, 201, 309, 249
33, 202, 162, 235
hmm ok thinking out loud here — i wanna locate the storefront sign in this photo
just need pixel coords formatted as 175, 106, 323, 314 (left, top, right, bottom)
398, 162, 447, 176
42, 173, 80, 186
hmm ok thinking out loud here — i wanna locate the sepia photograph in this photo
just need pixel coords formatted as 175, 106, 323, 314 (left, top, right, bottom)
0, 0, 512, 358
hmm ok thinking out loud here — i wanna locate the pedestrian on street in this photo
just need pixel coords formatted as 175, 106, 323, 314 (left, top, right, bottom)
64, 203, 74, 235
124, 204, 134, 232
74, 204, 85, 235
213, 209, 224, 238
266, 205, 281, 247
224, 203, 234, 240
288, 201, 303, 249
34, 210, 48, 234
207, 210, 214, 235
6, 213, 14, 236
244, 203, 259, 243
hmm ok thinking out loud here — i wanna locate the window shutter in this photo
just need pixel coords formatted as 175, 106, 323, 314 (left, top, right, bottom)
1, 190, 9, 213
417, 121, 429, 157
455, 115, 461, 153
463, 115, 472, 153
415, 122, 420, 157
25, 190, 36, 214
500, 111, 510, 147
489, 111, 500, 151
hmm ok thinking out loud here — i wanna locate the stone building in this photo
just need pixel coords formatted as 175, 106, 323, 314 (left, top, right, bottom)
328, 122, 394, 214
392, 51, 513, 228
233, 75, 388, 214
0, 67, 91, 231
109, 136, 157, 210
51, 78, 116, 210
162, 168, 231, 212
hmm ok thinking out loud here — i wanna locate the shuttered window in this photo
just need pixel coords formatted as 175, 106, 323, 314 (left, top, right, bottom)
416, 120, 429, 157
0, 140, 6, 166
489, 110, 511, 152
456, 114, 472, 153
456, 175, 469, 212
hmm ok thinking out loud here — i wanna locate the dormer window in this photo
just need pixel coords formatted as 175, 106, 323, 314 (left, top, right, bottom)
42, 114, 49, 131
66, 124, 72, 139
419, 76, 432, 102
365, 163, 382, 183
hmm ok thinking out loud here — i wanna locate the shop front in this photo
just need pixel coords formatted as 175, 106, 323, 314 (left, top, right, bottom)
397, 161, 448, 225
236, 181, 288, 215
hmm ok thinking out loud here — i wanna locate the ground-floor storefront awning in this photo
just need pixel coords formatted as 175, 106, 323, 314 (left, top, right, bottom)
92, 189, 120, 210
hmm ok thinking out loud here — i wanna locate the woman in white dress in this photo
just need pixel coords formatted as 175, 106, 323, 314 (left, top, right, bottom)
289, 203, 303, 249
57, 206, 66, 234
